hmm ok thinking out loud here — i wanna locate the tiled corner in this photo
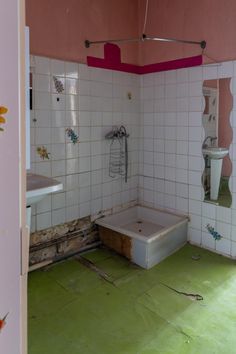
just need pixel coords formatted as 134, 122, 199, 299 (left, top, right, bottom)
139, 59, 236, 259
31, 56, 139, 232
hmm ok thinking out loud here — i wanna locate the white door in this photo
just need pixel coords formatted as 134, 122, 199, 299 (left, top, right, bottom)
0, 0, 27, 353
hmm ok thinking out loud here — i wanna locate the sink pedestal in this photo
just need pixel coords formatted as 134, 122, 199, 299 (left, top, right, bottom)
210, 158, 223, 200
202, 147, 229, 202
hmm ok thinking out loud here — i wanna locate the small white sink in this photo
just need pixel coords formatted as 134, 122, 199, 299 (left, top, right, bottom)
27, 173, 63, 206
202, 147, 229, 160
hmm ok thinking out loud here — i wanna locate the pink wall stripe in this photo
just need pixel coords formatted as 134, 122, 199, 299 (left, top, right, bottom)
87, 43, 140, 74
87, 43, 203, 75
87, 56, 141, 74
140, 55, 203, 74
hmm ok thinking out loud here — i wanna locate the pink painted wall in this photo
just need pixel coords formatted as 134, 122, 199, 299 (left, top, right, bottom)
204, 80, 218, 89
218, 78, 233, 177
27, 0, 236, 66
26, 0, 139, 65
138, 0, 236, 65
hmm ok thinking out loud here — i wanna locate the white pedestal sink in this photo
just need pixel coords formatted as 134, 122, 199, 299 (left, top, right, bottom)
27, 173, 63, 206
202, 147, 229, 200
26, 173, 63, 231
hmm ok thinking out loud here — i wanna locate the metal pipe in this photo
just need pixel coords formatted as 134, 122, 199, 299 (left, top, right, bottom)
124, 135, 128, 183
144, 36, 206, 49
30, 227, 98, 253
85, 37, 143, 48
85, 35, 206, 49
119, 126, 129, 183
29, 241, 102, 272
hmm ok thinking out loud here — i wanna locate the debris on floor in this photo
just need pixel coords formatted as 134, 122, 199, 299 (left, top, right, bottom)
75, 254, 115, 285
160, 283, 203, 301
191, 254, 201, 261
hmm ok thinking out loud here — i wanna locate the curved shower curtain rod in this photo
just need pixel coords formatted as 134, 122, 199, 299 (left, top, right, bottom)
84, 34, 206, 49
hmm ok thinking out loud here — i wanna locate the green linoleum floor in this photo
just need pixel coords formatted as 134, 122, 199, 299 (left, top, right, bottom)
28, 244, 236, 354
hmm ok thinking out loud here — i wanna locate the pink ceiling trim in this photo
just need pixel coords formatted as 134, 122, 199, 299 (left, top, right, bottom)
87, 43, 203, 75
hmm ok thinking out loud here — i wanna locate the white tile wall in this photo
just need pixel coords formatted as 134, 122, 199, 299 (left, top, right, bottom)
139, 61, 236, 259
31, 55, 236, 260
30, 56, 139, 231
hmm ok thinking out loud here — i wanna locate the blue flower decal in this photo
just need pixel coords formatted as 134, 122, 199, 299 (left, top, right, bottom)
66, 128, 78, 144
206, 224, 222, 241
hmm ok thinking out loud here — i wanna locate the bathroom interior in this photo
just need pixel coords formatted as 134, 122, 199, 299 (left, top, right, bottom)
3, 0, 236, 353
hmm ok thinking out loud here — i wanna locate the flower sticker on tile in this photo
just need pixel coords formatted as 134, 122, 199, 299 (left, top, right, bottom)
37, 146, 50, 160
0, 313, 9, 333
0, 106, 8, 132
127, 91, 132, 100
53, 76, 64, 94
206, 224, 222, 241
66, 128, 78, 144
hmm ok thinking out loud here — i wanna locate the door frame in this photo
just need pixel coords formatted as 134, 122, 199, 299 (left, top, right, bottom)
0, 0, 26, 352
19, 0, 28, 353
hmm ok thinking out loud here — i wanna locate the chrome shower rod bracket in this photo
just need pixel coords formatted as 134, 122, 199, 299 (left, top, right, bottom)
85, 34, 206, 49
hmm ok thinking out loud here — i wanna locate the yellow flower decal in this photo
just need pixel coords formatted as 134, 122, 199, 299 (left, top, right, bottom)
0, 106, 8, 114
37, 146, 50, 160
0, 106, 8, 132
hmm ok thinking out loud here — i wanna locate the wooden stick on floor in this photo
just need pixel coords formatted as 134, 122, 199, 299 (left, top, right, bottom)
75, 255, 115, 285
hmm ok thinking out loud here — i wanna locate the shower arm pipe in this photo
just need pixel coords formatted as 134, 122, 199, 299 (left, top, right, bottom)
85, 34, 206, 49
119, 125, 129, 183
